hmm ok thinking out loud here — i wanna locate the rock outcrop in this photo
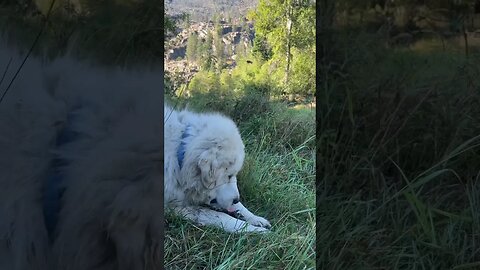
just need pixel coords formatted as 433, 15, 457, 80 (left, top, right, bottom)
165, 19, 255, 83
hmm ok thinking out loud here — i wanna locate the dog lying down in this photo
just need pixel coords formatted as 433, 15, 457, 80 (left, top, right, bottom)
164, 106, 271, 233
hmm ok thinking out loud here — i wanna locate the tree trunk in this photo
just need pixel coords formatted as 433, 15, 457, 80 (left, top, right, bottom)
284, 4, 293, 86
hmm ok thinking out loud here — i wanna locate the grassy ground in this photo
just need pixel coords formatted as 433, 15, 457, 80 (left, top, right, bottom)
164, 101, 316, 269
318, 30, 480, 269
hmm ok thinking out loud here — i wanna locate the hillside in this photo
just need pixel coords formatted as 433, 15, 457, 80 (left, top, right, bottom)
165, 0, 258, 21
165, 19, 255, 92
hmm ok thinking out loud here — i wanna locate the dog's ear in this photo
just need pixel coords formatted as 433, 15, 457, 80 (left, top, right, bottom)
198, 149, 218, 188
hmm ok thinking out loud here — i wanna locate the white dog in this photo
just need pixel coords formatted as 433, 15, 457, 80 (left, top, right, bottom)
164, 106, 271, 233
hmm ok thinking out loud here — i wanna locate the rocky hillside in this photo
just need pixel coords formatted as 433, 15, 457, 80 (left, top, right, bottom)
165, 19, 255, 86
165, 0, 258, 21
165, 20, 254, 60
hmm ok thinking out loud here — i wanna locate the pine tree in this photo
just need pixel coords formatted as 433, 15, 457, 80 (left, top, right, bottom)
186, 32, 198, 62
214, 18, 225, 71
252, 35, 272, 61
200, 31, 214, 70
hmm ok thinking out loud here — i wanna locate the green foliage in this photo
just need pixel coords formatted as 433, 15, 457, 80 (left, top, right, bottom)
171, 53, 280, 119
198, 31, 214, 70
164, 11, 176, 37
251, 0, 314, 54
289, 48, 316, 97
249, 0, 315, 96
187, 70, 222, 95
252, 35, 272, 61
234, 42, 246, 58
214, 37, 224, 71
186, 32, 198, 62
290, 2, 316, 51
213, 18, 225, 71
248, 0, 286, 57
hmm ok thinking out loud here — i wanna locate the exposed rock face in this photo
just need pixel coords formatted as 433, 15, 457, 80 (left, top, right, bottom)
166, 46, 187, 60
165, 19, 255, 82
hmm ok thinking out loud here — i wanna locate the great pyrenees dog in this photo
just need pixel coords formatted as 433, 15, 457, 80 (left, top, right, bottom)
164, 106, 271, 233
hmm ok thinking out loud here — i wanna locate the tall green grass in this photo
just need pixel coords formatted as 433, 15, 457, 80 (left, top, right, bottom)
318, 30, 480, 269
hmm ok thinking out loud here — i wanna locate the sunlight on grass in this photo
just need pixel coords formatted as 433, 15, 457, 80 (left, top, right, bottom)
165, 104, 316, 269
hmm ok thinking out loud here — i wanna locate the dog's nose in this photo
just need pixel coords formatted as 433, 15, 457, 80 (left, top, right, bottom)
232, 198, 239, 205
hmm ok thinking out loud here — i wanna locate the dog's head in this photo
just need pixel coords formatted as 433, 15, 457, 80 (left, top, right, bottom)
197, 136, 245, 212
181, 117, 246, 213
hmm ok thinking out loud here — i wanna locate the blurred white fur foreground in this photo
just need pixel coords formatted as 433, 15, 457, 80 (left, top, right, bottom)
164, 106, 271, 233
0, 44, 162, 270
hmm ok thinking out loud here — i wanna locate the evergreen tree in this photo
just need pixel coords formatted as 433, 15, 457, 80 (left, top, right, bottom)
234, 43, 245, 59
200, 31, 214, 70
186, 32, 198, 62
164, 8, 176, 38
252, 35, 272, 61
214, 18, 225, 71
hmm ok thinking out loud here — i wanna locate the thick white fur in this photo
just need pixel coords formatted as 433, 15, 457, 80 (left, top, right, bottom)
0, 44, 162, 269
164, 106, 271, 233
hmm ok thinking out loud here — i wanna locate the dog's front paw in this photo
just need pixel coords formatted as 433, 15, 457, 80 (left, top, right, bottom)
246, 215, 271, 229
244, 224, 270, 233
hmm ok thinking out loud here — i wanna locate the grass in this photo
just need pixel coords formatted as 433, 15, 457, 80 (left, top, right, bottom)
318, 30, 480, 269
164, 103, 316, 269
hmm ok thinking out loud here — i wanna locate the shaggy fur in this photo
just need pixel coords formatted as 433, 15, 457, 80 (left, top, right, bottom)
164, 106, 271, 233
0, 44, 163, 270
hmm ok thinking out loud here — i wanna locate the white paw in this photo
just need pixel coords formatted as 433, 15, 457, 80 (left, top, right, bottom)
244, 224, 270, 233
246, 215, 271, 229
